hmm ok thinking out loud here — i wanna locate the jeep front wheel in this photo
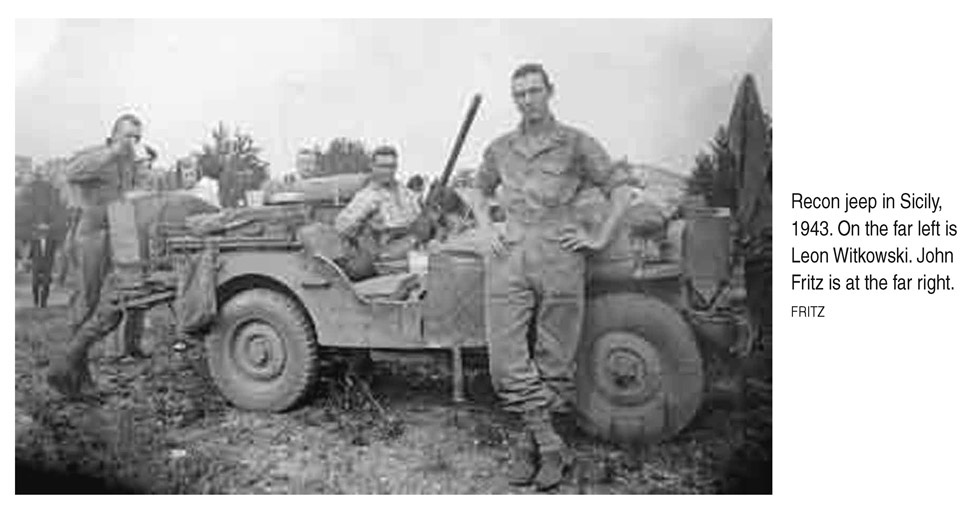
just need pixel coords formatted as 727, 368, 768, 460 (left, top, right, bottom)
205, 288, 318, 412
576, 293, 704, 443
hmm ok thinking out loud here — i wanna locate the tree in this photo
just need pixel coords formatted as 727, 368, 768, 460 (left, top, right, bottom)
195, 123, 270, 207
685, 125, 738, 209
319, 138, 371, 176
709, 126, 737, 209
686, 151, 716, 203
685, 109, 773, 214
295, 138, 372, 178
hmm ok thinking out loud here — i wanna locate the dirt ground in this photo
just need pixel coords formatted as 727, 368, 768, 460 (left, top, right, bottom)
14, 274, 771, 494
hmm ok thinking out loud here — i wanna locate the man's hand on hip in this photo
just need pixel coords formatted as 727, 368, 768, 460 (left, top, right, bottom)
558, 225, 611, 252
480, 225, 508, 257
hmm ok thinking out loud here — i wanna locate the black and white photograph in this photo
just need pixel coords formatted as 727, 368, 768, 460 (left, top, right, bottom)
13, 18, 773, 494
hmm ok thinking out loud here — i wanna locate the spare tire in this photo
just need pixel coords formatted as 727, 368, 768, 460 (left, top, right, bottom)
576, 293, 704, 443
206, 288, 319, 412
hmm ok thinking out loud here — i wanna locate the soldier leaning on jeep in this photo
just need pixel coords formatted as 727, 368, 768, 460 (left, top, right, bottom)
468, 63, 632, 491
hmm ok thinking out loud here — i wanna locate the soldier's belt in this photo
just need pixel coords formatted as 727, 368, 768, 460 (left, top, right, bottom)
505, 206, 574, 225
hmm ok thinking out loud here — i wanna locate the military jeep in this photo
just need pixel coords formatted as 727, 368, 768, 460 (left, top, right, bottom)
111, 177, 743, 445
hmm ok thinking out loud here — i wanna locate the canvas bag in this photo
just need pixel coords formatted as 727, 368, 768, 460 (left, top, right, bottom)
176, 241, 219, 333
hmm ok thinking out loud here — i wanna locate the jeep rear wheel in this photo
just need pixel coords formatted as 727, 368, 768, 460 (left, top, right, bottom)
206, 288, 318, 412
576, 293, 704, 443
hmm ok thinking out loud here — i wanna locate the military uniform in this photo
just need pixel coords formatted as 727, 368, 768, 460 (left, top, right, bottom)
334, 180, 423, 279
476, 116, 627, 417
47, 144, 142, 397
335, 180, 422, 235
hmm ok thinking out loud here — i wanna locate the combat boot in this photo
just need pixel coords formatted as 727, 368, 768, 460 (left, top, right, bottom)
47, 324, 105, 400
535, 446, 573, 492
47, 353, 96, 400
525, 409, 572, 491
506, 423, 538, 485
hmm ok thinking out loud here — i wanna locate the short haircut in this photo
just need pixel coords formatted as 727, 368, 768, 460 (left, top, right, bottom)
372, 145, 398, 163
406, 174, 425, 191
511, 63, 552, 90
111, 113, 143, 136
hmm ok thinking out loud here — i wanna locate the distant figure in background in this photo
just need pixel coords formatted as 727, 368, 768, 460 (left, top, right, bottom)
129, 145, 159, 195
296, 148, 319, 180
177, 157, 199, 190
16, 170, 69, 300
15, 170, 38, 273
406, 174, 426, 206
29, 223, 57, 308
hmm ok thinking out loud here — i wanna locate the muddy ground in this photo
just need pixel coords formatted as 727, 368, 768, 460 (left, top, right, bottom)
14, 275, 771, 494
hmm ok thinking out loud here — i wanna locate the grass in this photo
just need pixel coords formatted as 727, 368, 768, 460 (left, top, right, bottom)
14, 280, 771, 494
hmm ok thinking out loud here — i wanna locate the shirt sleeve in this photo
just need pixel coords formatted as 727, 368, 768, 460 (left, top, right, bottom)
474, 144, 502, 196
577, 132, 628, 197
335, 188, 378, 236
65, 145, 116, 184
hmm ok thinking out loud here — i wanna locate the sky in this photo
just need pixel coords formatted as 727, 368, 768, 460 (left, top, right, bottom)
15, 19, 771, 179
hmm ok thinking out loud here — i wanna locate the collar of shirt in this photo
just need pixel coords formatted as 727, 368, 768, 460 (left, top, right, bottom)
510, 115, 571, 160
518, 113, 558, 135
367, 180, 406, 203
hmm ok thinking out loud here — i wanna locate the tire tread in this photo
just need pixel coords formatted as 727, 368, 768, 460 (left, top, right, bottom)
206, 288, 318, 412
576, 292, 704, 444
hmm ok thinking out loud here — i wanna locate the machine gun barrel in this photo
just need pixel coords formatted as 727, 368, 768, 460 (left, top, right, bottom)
426, 94, 482, 208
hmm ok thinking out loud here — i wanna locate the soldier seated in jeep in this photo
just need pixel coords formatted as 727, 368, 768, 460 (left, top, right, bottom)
333, 145, 428, 281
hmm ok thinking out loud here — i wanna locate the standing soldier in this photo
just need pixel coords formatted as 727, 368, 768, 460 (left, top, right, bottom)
47, 113, 152, 399
468, 63, 632, 490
